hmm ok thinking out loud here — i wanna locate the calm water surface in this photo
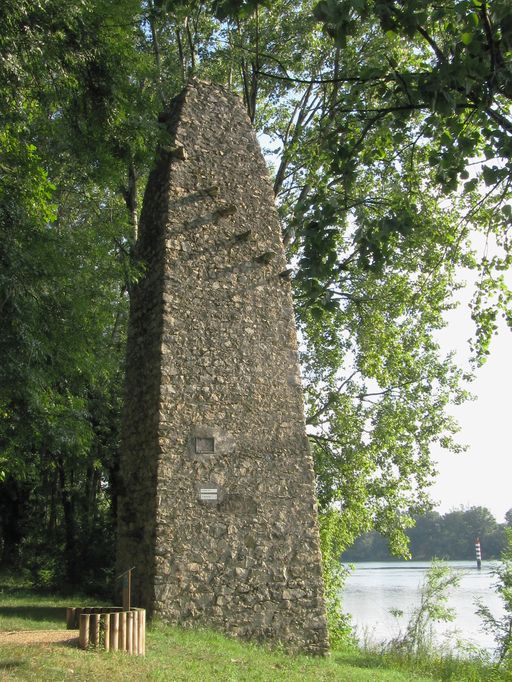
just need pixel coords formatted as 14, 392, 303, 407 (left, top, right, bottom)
343, 561, 504, 652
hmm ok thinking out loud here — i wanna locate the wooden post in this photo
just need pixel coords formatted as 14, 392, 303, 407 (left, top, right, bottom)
139, 609, 146, 656
79, 614, 90, 649
142, 609, 146, 656
126, 611, 134, 655
131, 609, 137, 655
66, 607, 76, 630
122, 569, 132, 612
103, 613, 111, 652
90, 614, 100, 647
111, 611, 119, 651
119, 611, 127, 652
135, 610, 140, 654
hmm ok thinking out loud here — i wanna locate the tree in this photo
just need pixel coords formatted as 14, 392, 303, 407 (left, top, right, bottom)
1, 0, 510, 586
341, 507, 507, 560
408, 512, 443, 560
141, 0, 478, 558
440, 506, 502, 559
310, 0, 512, 358
0, 0, 146, 584
225, 0, 511, 556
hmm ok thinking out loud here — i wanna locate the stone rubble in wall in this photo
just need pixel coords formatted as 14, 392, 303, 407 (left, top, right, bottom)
117, 80, 329, 655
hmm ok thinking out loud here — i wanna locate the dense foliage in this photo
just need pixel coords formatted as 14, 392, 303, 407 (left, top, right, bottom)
0, 0, 510, 599
0, 0, 146, 588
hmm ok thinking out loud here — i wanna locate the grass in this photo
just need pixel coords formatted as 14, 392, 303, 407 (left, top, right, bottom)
359, 645, 512, 682
0, 574, 101, 633
0, 576, 511, 681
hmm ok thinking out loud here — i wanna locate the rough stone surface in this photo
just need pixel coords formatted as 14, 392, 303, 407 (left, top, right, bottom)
117, 80, 329, 654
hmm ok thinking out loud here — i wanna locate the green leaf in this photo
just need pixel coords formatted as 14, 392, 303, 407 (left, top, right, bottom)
482, 165, 499, 186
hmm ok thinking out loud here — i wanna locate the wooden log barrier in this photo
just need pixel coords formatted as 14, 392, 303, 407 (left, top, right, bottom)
103, 613, 111, 652
135, 610, 139, 654
79, 614, 90, 649
90, 613, 100, 647
126, 610, 133, 655
111, 611, 119, 651
141, 608, 146, 656
120, 610, 127, 652
132, 609, 138, 655
72, 607, 145, 655
137, 608, 145, 656
67, 606, 124, 630
66, 607, 76, 629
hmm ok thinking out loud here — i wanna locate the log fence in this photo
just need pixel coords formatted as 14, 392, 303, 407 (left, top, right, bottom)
66, 606, 145, 655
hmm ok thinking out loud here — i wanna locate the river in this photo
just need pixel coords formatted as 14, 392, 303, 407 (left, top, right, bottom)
342, 561, 505, 653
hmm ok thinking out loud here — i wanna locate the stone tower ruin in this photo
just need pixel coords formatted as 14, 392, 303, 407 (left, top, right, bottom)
117, 80, 329, 654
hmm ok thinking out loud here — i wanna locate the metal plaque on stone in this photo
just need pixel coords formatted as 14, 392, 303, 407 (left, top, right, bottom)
195, 437, 215, 454
199, 487, 218, 501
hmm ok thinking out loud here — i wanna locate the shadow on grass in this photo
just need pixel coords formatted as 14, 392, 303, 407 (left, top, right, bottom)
0, 659, 28, 671
334, 653, 392, 671
0, 606, 65, 624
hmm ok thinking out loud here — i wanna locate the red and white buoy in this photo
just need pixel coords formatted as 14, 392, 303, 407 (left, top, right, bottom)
475, 537, 482, 570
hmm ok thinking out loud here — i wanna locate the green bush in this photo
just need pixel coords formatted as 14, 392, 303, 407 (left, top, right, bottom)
476, 528, 512, 667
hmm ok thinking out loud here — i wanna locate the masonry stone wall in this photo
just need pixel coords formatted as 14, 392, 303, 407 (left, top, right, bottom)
117, 80, 329, 654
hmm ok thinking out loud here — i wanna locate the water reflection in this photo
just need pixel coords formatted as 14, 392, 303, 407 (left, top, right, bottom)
342, 561, 504, 652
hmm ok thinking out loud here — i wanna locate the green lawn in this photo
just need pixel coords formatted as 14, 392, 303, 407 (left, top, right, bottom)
0, 581, 510, 681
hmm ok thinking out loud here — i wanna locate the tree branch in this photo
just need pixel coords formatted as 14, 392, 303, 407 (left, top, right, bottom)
306, 371, 359, 425
484, 106, 512, 135
146, 0, 166, 108
256, 69, 389, 85
273, 83, 314, 196
480, 1, 498, 102
416, 25, 446, 64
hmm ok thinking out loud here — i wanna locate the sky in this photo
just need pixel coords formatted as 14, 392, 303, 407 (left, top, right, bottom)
431, 289, 511, 523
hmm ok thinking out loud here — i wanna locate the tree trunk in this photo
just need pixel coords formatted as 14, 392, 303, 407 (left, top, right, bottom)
0, 480, 23, 567
57, 457, 78, 585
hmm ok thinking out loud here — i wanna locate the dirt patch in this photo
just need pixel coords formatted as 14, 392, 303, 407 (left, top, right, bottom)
0, 630, 78, 647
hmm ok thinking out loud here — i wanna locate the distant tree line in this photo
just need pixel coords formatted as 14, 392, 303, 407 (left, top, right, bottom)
342, 507, 512, 562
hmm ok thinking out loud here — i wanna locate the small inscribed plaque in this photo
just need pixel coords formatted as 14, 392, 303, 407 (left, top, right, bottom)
199, 488, 218, 501
195, 436, 215, 454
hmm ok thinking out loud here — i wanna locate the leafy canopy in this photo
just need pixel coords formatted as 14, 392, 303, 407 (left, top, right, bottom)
1, 0, 511, 589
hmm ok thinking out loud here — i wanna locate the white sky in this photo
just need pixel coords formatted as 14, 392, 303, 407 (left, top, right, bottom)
431, 291, 512, 523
